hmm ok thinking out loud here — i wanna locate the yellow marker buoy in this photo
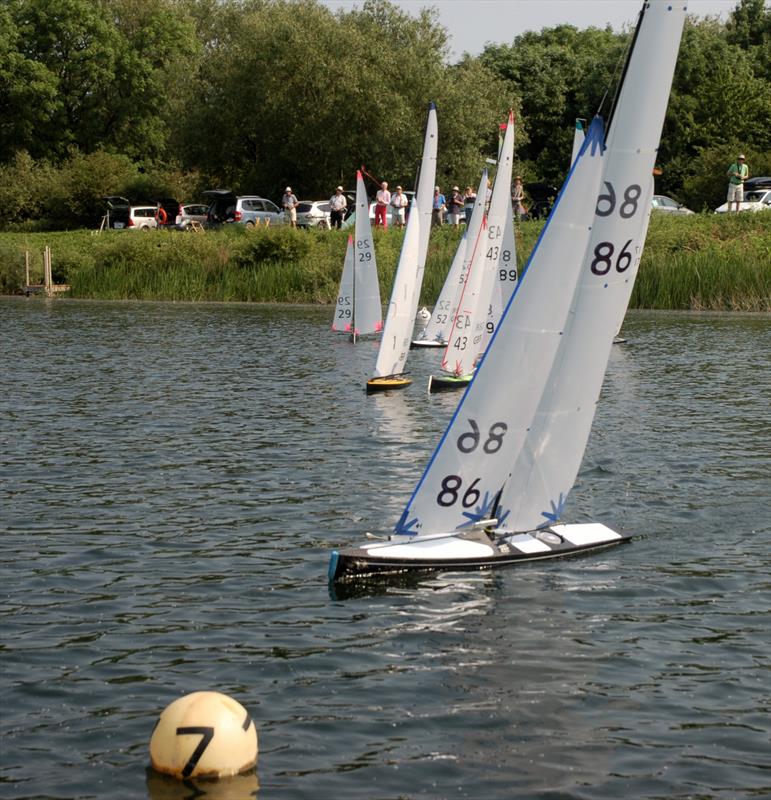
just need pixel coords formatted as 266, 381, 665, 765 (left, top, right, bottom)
149, 691, 258, 779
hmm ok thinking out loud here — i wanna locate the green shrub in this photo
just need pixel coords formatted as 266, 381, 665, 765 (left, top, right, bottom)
234, 226, 312, 267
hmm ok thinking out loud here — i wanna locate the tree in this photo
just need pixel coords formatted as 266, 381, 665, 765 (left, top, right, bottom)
177, 0, 508, 198
480, 24, 627, 185
4, 0, 200, 162
0, 6, 60, 161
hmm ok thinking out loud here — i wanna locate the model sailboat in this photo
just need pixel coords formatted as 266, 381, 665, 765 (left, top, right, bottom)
331, 171, 382, 339
413, 170, 488, 351
428, 112, 516, 392
329, 0, 686, 581
367, 103, 438, 392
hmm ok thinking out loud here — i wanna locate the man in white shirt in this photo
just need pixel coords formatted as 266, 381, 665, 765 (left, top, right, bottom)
282, 187, 298, 227
390, 186, 407, 228
375, 181, 390, 228
329, 186, 347, 229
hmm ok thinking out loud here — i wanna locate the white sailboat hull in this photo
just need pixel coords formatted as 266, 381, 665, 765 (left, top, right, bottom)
329, 522, 629, 581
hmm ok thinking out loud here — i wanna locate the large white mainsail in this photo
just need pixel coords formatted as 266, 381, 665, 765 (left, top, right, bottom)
352, 170, 383, 337
368, 103, 438, 390
394, 117, 606, 535
499, 0, 687, 532
415, 103, 438, 283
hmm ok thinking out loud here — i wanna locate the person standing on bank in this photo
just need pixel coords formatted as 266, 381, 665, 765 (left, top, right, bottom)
463, 185, 477, 224
726, 154, 749, 212
282, 186, 299, 227
432, 186, 446, 226
390, 186, 408, 228
512, 175, 526, 219
375, 181, 390, 228
329, 186, 347, 229
447, 186, 464, 227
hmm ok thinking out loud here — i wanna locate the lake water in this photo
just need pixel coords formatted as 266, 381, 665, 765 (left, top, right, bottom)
1, 297, 769, 800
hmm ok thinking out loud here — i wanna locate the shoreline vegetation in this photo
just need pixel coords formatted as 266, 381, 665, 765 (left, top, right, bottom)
2, 214, 769, 312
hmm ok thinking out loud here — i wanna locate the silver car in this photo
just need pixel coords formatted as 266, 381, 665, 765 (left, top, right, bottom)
296, 200, 331, 229
175, 203, 209, 230
204, 190, 285, 227
651, 195, 694, 215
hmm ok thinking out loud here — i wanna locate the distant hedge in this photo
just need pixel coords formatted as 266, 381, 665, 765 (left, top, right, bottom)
1, 213, 769, 311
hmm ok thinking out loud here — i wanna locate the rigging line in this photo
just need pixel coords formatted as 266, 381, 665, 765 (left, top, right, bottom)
595, 2, 646, 130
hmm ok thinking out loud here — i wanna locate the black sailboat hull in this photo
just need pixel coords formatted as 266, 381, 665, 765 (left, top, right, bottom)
329, 526, 632, 583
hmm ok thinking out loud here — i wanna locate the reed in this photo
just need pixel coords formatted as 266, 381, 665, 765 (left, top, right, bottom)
0, 213, 768, 310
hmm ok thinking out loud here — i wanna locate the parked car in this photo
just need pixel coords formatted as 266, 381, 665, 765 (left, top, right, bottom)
296, 200, 331, 229
175, 203, 209, 230
204, 190, 285, 227
102, 196, 178, 230
714, 177, 771, 213
651, 194, 694, 215
106, 204, 159, 230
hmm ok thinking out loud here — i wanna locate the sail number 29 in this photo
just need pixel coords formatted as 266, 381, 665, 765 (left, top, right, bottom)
591, 181, 642, 277
436, 419, 508, 508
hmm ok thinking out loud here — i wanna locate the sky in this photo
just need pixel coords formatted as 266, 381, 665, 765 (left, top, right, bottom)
320, 0, 738, 58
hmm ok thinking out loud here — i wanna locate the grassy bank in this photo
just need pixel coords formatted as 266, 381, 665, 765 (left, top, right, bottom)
1, 213, 769, 310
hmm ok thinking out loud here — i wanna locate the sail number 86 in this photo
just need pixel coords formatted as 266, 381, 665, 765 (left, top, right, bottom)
436, 420, 508, 508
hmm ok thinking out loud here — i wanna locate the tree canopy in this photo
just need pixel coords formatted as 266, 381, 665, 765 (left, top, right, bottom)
1, 0, 769, 225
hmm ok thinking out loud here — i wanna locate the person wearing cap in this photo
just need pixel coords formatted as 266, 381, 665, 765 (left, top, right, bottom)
329, 185, 347, 229
432, 186, 446, 226
282, 186, 299, 227
390, 185, 408, 228
375, 181, 390, 228
447, 186, 464, 227
726, 154, 749, 212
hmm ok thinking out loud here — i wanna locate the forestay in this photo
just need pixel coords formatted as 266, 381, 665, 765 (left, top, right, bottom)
500, 0, 687, 532
395, 118, 606, 535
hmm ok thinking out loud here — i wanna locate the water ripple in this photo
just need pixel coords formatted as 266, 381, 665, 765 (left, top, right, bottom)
1, 300, 769, 799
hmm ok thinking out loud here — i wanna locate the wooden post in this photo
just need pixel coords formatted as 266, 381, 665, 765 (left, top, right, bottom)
44, 246, 52, 297
25, 250, 30, 288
